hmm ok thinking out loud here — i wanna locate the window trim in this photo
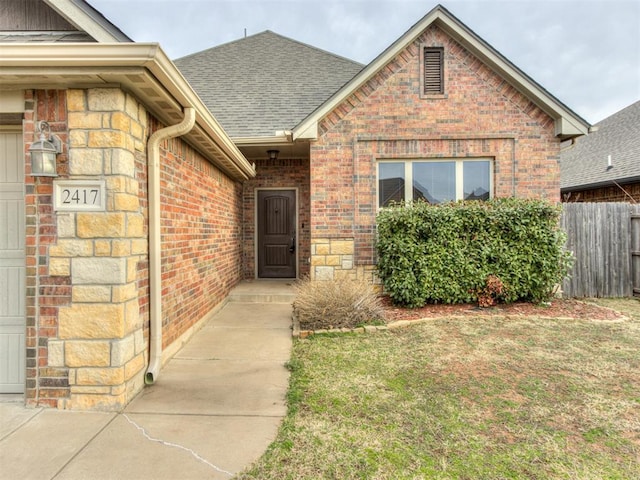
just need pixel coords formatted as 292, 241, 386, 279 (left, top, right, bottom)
376, 158, 493, 208
420, 45, 446, 99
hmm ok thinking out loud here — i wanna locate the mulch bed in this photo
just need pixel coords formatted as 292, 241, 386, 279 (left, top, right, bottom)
380, 297, 625, 322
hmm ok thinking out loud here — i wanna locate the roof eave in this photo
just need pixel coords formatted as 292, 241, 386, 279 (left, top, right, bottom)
0, 43, 255, 180
561, 175, 640, 192
293, 5, 590, 141
233, 131, 294, 146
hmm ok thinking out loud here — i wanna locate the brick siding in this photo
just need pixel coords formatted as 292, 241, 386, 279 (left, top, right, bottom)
24, 89, 71, 407
154, 131, 244, 346
310, 24, 561, 277
562, 182, 640, 203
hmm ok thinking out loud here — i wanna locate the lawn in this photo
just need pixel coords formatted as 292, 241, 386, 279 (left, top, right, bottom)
240, 298, 640, 479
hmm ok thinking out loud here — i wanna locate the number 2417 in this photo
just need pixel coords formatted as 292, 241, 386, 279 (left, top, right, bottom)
62, 188, 99, 205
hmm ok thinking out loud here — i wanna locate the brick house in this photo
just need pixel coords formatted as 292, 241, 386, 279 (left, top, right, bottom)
176, 5, 590, 284
561, 100, 640, 203
0, 1, 588, 409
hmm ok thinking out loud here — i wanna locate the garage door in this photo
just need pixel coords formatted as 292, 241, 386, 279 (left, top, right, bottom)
0, 130, 25, 393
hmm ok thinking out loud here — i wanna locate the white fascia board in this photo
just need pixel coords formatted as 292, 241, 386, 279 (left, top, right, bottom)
0, 42, 161, 66
293, 8, 442, 140
292, 121, 318, 141
0, 43, 254, 179
436, 17, 590, 137
44, 0, 130, 43
293, 6, 589, 140
233, 134, 294, 146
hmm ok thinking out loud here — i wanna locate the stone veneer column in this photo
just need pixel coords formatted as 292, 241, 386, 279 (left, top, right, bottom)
48, 88, 148, 410
311, 237, 380, 285
311, 238, 354, 280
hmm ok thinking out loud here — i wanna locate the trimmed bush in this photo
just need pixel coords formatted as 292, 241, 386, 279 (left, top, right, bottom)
293, 276, 386, 331
376, 199, 572, 307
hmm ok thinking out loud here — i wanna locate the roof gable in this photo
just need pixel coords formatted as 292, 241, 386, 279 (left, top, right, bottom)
561, 100, 640, 190
0, 0, 130, 43
174, 31, 364, 138
293, 4, 590, 141
44, 0, 131, 42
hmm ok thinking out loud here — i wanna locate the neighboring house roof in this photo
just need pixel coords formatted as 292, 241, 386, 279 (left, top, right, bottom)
174, 31, 364, 139
294, 4, 590, 141
561, 100, 640, 191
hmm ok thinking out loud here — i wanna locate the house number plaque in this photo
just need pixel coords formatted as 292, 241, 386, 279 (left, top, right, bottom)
54, 180, 106, 212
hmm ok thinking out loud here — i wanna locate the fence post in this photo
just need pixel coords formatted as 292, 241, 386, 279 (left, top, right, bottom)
632, 205, 640, 296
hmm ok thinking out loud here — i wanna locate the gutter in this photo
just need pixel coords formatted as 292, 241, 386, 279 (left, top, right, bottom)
144, 107, 196, 385
0, 43, 255, 180
232, 131, 293, 146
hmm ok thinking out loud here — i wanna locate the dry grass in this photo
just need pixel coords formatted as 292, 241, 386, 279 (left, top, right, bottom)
292, 276, 385, 331
241, 297, 640, 479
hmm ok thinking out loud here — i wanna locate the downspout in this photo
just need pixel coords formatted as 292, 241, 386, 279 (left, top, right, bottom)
144, 107, 196, 385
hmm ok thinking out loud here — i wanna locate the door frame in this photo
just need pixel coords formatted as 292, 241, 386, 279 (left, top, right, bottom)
254, 187, 298, 279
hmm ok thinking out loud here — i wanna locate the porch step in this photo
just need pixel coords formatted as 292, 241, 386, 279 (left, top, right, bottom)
228, 280, 296, 304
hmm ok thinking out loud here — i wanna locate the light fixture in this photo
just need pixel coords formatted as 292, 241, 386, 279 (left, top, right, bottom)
29, 121, 61, 177
267, 149, 279, 161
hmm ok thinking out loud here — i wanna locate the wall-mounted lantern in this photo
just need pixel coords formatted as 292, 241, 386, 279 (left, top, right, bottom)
29, 121, 61, 177
267, 149, 279, 161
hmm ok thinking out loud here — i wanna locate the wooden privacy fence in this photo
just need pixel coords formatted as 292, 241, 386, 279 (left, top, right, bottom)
561, 202, 640, 298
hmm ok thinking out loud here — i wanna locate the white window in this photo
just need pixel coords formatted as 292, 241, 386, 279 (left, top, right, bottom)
377, 159, 492, 208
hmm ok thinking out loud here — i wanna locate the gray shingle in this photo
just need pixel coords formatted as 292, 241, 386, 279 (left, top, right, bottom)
174, 31, 364, 138
561, 100, 640, 189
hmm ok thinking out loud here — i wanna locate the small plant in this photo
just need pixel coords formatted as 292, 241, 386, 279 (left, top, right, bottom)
293, 276, 386, 331
477, 274, 505, 308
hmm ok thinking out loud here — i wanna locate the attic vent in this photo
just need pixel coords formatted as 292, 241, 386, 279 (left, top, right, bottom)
423, 47, 444, 95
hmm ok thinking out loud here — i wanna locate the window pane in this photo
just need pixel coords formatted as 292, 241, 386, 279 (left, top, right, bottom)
463, 161, 490, 201
413, 162, 455, 204
379, 163, 405, 207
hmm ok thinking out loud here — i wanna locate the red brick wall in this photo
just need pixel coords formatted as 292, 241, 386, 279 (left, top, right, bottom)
242, 158, 310, 279
153, 134, 244, 346
311, 25, 561, 265
24, 90, 71, 407
562, 182, 640, 203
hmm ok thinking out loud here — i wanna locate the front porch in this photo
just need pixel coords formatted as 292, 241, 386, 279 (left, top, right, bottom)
242, 156, 311, 280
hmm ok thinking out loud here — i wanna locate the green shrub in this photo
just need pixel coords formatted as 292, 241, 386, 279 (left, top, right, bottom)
293, 276, 386, 331
376, 199, 573, 307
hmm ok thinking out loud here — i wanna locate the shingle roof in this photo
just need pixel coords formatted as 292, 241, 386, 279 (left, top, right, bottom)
561, 100, 640, 190
174, 31, 364, 138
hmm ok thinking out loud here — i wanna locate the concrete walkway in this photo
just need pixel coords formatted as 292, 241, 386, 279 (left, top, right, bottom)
0, 281, 294, 480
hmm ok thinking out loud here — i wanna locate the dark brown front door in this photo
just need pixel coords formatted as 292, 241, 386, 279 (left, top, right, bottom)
257, 190, 296, 278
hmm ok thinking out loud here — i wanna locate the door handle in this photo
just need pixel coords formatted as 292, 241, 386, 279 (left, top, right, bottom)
289, 231, 296, 254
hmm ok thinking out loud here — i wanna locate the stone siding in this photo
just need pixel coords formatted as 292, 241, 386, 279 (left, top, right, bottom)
24, 87, 243, 410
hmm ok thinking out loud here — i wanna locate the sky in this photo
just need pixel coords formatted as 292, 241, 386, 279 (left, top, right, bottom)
88, 0, 640, 125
